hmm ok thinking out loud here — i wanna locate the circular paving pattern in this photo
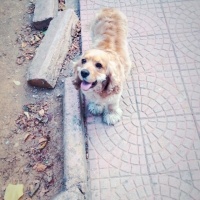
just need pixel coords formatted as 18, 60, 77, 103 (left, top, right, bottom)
113, 175, 200, 200
165, 1, 200, 34
86, 73, 196, 174
191, 83, 200, 112
142, 115, 197, 173
126, 7, 167, 38
182, 70, 200, 113
173, 32, 200, 62
133, 73, 190, 117
88, 114, 148, 174
129, 35, 172, 73
165, 2, 200, 62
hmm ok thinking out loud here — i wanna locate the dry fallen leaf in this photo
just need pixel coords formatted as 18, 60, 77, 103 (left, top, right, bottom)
16, 56, 25, 65
24, 133, 31, 142
38, 137, 47, 144
30, 35, 41, 45
28, 180, 40, 197
44, 170, 53, 183
38, 32, 44, 39
27, 3, 35, 14
24, 111, 30, 120
34, 35, 41, 42
33, 163, 47, 172
58, 2, 66, 11
38, 109, 44, 117
4, 184, 24, 200
38, 137, 47, 149
13, 80, 21, 86
21, 42, 27, 48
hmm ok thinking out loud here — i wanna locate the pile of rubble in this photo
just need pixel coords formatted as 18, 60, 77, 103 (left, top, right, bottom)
17, 0, 80, 89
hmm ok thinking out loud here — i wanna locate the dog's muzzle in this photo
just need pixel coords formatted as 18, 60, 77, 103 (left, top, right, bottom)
81, 69, 90, 78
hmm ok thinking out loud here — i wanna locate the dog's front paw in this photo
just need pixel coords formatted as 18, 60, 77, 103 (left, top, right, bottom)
103, 108, 122, 125
88, 102, 104, 116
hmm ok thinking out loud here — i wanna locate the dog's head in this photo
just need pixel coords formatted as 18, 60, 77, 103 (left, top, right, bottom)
72, 49, 123, 95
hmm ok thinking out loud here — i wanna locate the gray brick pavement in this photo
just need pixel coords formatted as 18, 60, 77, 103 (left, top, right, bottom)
79, 0, 200, 199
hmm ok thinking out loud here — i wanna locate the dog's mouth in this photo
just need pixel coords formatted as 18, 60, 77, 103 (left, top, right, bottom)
81, 80, 97, 91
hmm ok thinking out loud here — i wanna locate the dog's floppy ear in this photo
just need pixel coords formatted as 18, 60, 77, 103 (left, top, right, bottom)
72, 60, 81, 90
104, 61, 123, 95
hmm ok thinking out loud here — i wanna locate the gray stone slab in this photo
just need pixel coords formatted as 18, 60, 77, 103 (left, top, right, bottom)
52, 77, 88, 199
65, 0, 80, 16
33, 0, 58, 30
27, 9, 78, 88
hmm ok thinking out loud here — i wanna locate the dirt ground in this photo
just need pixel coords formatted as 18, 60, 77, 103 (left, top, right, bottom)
0, 0, 80, 199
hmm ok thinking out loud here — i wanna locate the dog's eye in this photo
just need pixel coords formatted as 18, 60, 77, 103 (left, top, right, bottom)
81, 59, 87, 64
96, 62, 102, 69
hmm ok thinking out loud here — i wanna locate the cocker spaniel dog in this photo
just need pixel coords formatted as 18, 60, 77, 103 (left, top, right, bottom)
72, 8, 131, 125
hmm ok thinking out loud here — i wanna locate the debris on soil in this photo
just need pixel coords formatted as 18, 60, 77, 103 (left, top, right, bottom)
27, 2, 35, 14
38, 109, 45, 117
33, 163, 47, 172
44, 170, 53, 183
24, 133, 32, 142
16, 56, 25, 65
4, 184, 24, 200
39, 187, 49, 197
24, 111, 30, 119
38, 137, 48, 150
15, 2, 43, 65
58, 0, 66, 11
61, 21, 81, 78
0, 0, 75, 199
15, 102, 50, 152
16, 25, 44, 65
28, 180, 40, 197
9, 101, 64, 199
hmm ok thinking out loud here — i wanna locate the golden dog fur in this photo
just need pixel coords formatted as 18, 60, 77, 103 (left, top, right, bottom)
72, 8, 131, 125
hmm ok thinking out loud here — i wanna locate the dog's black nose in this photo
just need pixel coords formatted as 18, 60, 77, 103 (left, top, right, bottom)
81, 69, 90, 78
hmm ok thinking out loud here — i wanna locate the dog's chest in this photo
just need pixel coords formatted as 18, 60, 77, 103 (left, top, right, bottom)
82, 90, 117, 105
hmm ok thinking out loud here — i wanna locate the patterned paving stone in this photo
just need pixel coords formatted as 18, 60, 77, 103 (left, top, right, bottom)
151, 173, 200, 200
79, 0, 200, 199
132, 72, 191, 117
171, 32, 200, 64
162, 1, 200, 34
113, 175, 153, 200
195, 114, 200, 134
87, 114, 148, 175
80, 0, 161, 11
181, 69, 200, 114
129, 35, 177, 73
122, 5, 167, 37
89, 175, 153, 200
80, 0, 121, 11
143, 115, 199, 173
105, 173, 200, 199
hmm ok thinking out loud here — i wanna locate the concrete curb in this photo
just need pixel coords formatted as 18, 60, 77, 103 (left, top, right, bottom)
53, 77, 88, 200
27, 9, 79, 88
33, 0, 58, 30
